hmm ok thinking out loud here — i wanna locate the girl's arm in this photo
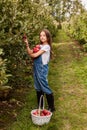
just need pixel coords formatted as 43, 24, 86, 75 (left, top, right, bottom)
26, 45, 33, 55
24, 38, 33, 54
24, 38, 45, 58
29, 49, 45, 58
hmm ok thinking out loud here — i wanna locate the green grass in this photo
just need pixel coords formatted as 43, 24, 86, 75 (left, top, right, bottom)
7, 33, 87, 130
53, 29, 71, 43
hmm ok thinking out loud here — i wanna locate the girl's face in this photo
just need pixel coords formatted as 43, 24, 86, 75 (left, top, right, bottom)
40, 31, 48, 44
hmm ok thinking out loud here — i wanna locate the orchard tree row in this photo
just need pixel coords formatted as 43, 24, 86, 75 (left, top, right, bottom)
0, 0, 58, 98
0, 0, 86, 99
63, 11, 87, 51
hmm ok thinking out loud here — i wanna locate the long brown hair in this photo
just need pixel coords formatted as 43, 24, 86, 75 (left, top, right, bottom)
39, 29, 53, 58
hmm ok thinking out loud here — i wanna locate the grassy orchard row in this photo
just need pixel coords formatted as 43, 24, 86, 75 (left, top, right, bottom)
7, 41, 87, 130
63, 12, 87, 51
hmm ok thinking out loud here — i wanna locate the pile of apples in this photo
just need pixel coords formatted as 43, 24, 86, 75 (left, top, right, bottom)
33, 109, 51, 116
33, 44, 40, 53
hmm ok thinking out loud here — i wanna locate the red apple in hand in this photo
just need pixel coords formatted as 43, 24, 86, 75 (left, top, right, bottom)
22, 34, 27, 41
35, 45, 40, 49
33, 47, 40, 53
33, 44, 40, 53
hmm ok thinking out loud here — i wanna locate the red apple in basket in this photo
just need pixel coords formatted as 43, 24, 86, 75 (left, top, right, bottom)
33, 109, 51, 116
46, 111, 51, 115
42, 109, 51, 116
40, 112, 45, 116
33, 109, 40, 116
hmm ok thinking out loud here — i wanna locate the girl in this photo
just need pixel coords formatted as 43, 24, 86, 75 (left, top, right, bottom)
23, 29, 55, 112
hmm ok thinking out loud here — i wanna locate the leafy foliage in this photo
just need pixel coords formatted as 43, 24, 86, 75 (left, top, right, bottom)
46, 0, 84, 22
1, 43, 33, 88
0, 48, 11, 87
0, 0, 57, 45
0, 48, 11, 98
63, 12, 87, 51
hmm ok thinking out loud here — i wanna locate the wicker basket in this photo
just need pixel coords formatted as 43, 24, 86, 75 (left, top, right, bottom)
31, 95, 52, 126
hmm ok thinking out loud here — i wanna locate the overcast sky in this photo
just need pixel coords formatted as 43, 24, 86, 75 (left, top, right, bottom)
81, 0, 87, 9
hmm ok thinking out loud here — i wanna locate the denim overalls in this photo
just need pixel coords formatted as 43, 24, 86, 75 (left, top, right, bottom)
33, 55, 52, 94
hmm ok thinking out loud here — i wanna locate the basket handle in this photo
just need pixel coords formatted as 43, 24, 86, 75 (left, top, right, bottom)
38, 95, 44, 115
